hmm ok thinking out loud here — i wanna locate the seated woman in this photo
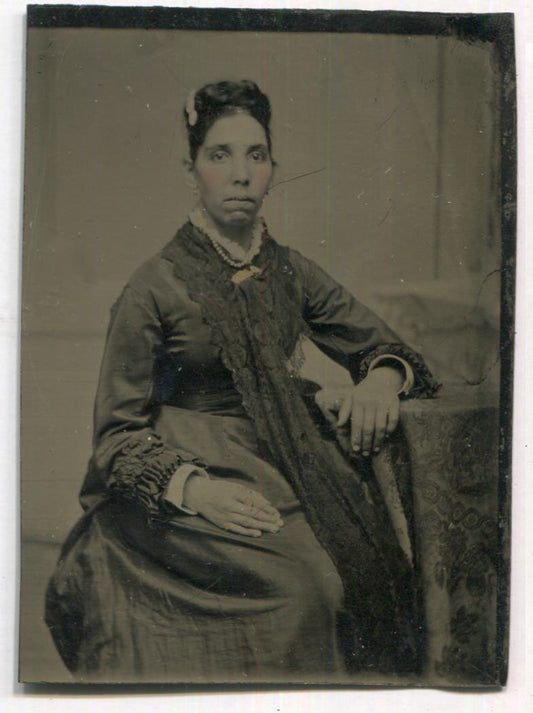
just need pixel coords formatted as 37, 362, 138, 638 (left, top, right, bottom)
45, 80, 439, 683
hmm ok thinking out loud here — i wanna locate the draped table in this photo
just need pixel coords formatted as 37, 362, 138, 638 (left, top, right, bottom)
373, 382, 509, 687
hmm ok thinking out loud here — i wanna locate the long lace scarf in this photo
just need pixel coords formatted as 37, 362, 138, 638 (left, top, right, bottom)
163, 222, 423, 673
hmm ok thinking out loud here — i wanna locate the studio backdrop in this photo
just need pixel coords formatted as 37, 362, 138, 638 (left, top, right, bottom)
20, 6, 514, 686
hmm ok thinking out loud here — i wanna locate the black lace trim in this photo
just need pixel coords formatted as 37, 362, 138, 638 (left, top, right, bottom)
161, 223, 426, 673
356, 342, 442, 399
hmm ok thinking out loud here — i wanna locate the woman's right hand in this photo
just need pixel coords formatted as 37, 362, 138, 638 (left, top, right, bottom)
183, 476, 284, 538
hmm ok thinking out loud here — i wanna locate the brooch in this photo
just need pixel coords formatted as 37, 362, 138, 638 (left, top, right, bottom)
231, 266, 263, 284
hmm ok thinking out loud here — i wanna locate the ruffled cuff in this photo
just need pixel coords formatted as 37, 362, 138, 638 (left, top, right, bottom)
353, 343, 441, 399
107, 434, 206, 523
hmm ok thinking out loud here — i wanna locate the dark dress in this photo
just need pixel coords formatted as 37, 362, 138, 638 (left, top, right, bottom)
45, 223, 437, 683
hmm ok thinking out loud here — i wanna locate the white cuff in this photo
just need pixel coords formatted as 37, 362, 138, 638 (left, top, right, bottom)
367, 354, 415, 396
164, 463, 209, 515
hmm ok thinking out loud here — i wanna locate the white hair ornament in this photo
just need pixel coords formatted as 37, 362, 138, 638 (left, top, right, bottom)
185, 91, 198, 127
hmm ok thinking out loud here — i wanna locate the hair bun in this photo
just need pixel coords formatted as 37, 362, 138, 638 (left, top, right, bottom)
184, 80, 272, 162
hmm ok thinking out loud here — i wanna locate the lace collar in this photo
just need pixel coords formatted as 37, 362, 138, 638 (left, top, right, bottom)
188, 205, 265, 267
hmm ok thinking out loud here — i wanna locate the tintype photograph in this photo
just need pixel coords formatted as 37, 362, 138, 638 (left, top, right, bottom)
19, 5, 516, 687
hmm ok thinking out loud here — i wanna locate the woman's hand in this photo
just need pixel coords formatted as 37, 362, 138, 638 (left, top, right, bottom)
314, 366, 403, 456
183, 476, 284, 538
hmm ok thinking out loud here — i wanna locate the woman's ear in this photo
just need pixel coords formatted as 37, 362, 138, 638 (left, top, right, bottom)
267, 160, 277, 194
183, 158, 198, 193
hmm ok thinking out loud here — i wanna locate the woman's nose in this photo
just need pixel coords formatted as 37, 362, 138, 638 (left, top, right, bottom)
232, 158, 250, 184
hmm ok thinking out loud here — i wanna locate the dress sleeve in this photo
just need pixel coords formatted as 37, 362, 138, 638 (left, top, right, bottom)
91, 283, 206, 521
291, 251, 440, 398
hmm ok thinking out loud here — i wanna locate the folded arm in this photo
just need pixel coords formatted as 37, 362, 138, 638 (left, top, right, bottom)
289, 249, 440, 453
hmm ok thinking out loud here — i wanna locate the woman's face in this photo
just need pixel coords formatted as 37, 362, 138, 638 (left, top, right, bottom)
191, 113, 273, 232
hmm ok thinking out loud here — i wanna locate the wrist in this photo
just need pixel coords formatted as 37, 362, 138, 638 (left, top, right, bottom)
363, 365, 404, 392
183, 474, 210, 512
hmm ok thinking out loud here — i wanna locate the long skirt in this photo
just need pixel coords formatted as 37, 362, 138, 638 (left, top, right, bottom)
45, 406, 347, 683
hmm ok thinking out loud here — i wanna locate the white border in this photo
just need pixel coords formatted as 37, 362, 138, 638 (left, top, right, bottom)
1, 0, 531, 710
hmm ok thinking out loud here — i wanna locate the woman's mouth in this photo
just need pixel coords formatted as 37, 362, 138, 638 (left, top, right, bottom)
224, 197, 255, 203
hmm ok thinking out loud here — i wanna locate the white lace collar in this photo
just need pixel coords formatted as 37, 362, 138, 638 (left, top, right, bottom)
188, 206, 265, 267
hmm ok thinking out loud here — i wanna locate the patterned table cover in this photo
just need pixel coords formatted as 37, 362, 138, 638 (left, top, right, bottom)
373, 382, 508, 686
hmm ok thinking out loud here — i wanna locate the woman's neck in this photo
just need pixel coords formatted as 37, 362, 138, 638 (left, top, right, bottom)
201, 209, 254, 252
189, 206, 265, 266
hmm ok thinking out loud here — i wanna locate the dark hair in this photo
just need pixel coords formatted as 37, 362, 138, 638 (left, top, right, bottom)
184, 80, 272, 163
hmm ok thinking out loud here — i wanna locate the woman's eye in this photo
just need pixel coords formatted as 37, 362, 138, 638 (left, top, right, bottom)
250, 151, 267, 162
210, 151, 228, 162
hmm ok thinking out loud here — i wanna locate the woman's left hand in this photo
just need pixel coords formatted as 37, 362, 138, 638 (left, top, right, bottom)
314, 367, 403, 456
